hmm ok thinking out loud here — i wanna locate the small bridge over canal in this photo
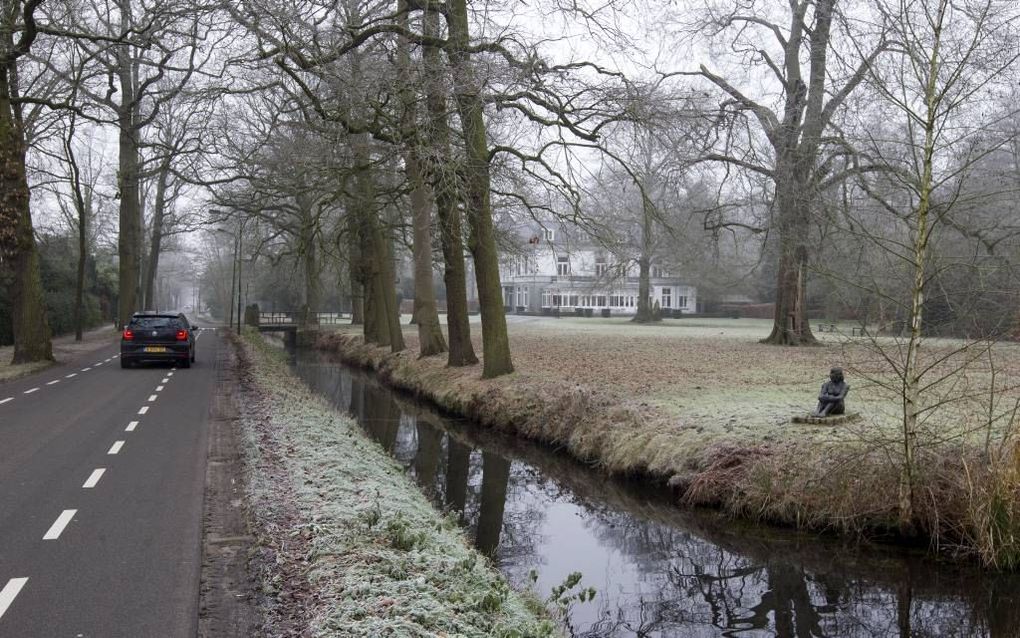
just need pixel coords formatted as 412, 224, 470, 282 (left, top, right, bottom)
255, 311, 351, 346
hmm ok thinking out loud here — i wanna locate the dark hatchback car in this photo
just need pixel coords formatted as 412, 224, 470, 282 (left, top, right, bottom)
120, 312, 197, 368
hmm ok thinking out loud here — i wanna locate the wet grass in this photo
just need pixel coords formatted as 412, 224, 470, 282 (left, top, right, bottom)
236, 331, 558, 637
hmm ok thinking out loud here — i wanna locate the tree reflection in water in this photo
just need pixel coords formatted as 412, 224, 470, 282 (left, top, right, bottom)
291, 354, 1020, 638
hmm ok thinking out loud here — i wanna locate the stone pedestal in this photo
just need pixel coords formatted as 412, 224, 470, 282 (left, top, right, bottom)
791, 412, 861, 425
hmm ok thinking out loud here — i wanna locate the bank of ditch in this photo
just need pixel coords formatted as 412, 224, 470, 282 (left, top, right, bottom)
234, 331, 558, 637
315, 330, 1020, 569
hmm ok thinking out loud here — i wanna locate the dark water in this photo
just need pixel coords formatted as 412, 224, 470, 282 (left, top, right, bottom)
289, 349, 1020, 637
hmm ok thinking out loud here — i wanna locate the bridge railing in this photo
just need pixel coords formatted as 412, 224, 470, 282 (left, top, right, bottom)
258, 311, 351, 325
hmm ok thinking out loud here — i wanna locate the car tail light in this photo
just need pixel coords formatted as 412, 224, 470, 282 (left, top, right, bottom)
176, 330, 188, 341
123, 329, 134, 340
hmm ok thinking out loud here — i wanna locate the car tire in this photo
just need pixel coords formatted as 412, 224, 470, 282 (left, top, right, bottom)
181, 358, 191, 369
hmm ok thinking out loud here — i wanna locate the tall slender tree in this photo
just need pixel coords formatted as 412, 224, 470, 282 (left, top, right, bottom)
1, 0, 53, 363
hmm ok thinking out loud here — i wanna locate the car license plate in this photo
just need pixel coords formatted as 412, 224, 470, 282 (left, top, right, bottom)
144, 346, 168, 353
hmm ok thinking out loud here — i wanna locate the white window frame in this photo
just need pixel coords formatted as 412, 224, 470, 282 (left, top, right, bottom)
557, 256, 570, 276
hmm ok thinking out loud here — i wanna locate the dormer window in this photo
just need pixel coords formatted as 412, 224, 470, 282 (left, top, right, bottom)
557, 256, 570, 276
543, 228, 555, 241
595, 261, 608, 277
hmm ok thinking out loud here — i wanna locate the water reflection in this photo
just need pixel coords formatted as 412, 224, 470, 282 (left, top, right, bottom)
291, 352, 1020, 637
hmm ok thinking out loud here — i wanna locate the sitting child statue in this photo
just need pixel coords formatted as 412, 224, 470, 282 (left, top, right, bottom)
814, 367, 849, 417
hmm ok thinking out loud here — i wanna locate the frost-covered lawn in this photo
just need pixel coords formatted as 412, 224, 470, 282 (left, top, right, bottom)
237, 332, 557, 637
327, 316, 1020, 455
317, 317, 1020, 565
0, 326, 118, 382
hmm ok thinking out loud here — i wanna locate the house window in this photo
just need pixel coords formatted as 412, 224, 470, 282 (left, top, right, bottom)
557, 257, 570, 276
542, 291, 552, 307
544, 228, 555, 241
662, 287, 672, 308
651, 265, 668, 278
595, 261, 608, 277
610, 295, 624, 307
504, 287, 513, 306
552, 294, 562, 306
678, 295, 687, 309
569, 294, 579, 306
515, 257, 529, 276
596, 295, 606, 307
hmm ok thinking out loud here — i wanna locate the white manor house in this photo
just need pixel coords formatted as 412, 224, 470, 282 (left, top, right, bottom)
499, 224, 697, 316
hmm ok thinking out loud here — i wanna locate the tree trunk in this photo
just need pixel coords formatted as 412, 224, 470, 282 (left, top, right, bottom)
445, 0, 513, 378
423, 8, 477, 367
143, 161, 170, 311
633, 257, 653, 323
898, 32, 941, 534
115, 22, 141, 328
762, 162, 818, 345
347, 218, 364, 325
75, 202, 86, 341
64, 113, 89, 342
0, 60, 52, 363
300, 204, 320, 325
406, 163, 447, 356
397, 0, 446, 358
632, 197, 656, 323
353, 134, 402, 351
378, 219, 405, 353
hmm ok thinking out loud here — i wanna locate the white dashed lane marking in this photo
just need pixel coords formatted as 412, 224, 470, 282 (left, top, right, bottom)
43, 510, 77, 540
107, 441, 124, 455
126, 421, 138, 432
82, 468, 106, 489
46, 380, 60, 386
0, 398, 11, 405
156, 385, 164, 392
81, 367, 91, 372
0, 578, 28, 621
65, 373, 77, 379
23, 388, 38, 395
137, 406, 149, 415
147, 395, 157, 402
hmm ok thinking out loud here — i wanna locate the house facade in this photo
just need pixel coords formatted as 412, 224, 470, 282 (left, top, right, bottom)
499, 225, 697, 316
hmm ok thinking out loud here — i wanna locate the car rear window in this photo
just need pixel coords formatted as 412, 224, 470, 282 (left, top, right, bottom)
129, 317, 182, 329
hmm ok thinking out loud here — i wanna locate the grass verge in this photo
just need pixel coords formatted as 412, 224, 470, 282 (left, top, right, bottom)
314, 324, 1020, 569
235, 330, 557, 637
0, 326, 119, 382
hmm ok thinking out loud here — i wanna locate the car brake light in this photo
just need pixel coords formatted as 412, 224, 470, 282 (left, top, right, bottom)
176, 330, 188, 341
123, 329, 134, 340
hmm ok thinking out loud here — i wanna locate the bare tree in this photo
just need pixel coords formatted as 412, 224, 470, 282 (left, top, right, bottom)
1, 0, 53, 363
826, 0, 1020, 541
674, 0, 888, 345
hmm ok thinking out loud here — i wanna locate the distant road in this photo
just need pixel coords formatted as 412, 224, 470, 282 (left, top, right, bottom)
0, 326, 222, 637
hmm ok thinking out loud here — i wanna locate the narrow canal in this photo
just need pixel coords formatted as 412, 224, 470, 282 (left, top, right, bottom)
288, 347, 1020, 637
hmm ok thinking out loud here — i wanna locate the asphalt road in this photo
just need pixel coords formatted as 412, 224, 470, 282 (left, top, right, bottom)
0, 327, 221, 637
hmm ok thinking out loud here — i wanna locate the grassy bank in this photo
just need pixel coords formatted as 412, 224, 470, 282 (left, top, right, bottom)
0, 326, 118, 382
235, 331, 557, 637
314, 318, 1020, 568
